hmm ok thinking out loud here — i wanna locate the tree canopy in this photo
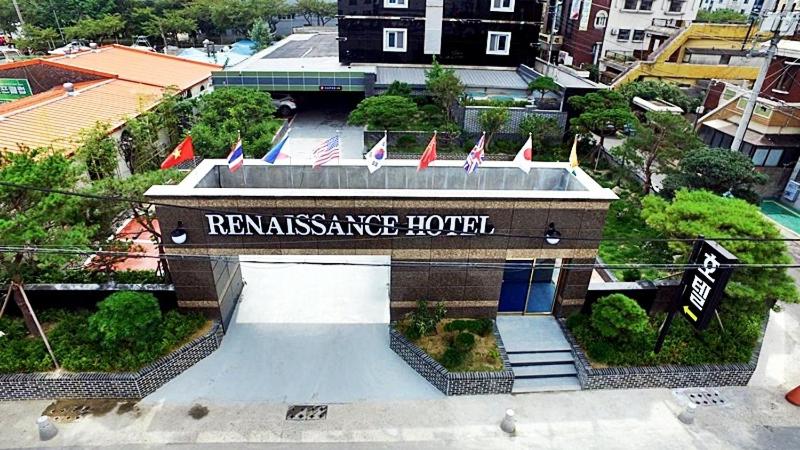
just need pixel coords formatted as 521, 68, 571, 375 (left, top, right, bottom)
569, 89, 637, 150
347, 95, 420, 131
696, 8, 749, 24
661, 146, 767, 203
188, 87, 281, 158
611, 111, 701, 194
478, 107, 509, 152
519, 115, 562, 151
425, 58, 465, 122
527, 76, 559, 101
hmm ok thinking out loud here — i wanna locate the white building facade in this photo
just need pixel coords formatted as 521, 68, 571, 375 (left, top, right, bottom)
602, 0, 701, 60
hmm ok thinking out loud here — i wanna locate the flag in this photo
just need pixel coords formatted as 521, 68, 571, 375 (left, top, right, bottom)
513, 134, 534, 174
227, 137, 244, 173
569, 135, 579, 173
263, 131, 290, 164
417, 133, 437, 171
463, 132, 485, 174
365, 133, 387, 173
313, 134, 340, 168
569, 0, 581, 20
160, 136, 194, 169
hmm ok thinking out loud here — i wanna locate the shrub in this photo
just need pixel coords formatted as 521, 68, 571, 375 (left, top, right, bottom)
621, 268, 642, 282
347, 95, 420, 130
404, 300, 447, 340
88, 292, 162, 352
444, 318, 493, 336
441, 347, 465, 369
590, 294, 648, 341
453, 331, 475, 352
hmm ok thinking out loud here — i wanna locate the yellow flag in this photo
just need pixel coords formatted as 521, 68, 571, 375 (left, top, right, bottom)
569, 135, 579, 170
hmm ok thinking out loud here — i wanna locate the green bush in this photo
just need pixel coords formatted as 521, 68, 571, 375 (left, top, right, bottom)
590, 294, 648, 341
441, 347, 465, 369
444, 318, 493, 336
621, 268, 642, 282
453, 332, 476, 352
88, 292, 162, 352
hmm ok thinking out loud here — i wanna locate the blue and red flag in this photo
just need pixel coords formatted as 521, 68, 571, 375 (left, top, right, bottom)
227, 138, 244, 173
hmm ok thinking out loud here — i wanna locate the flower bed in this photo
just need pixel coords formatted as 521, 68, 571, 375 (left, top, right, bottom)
390, 323, 514, 396
558, 318, 763, 389
0, 322, 222, 400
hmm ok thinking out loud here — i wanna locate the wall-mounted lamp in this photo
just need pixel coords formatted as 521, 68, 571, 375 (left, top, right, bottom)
544, 222, 562, 246
171, 221, 187, 244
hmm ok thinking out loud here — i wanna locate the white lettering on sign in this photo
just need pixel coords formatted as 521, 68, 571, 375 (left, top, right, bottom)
203, 213, 496, 237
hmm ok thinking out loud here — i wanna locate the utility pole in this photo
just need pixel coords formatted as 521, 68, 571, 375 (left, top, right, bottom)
11, 0, 24, 26
730, 1, 788, 152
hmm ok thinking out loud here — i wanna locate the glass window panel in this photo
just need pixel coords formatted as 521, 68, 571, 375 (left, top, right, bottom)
752, 149, 768, 166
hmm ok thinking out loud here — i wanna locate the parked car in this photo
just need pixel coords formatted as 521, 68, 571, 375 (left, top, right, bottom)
0, 48, 21, 64
272, 94, 297, 117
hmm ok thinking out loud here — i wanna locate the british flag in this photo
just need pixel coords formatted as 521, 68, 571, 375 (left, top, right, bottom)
313, 135, 340, 168
463, 133, 486, 174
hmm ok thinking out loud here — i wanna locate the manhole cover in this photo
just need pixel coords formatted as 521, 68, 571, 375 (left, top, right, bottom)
677, 388, 727, 406
286, 405, 328, 421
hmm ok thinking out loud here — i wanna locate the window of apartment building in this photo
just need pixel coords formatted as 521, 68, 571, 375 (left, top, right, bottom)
617, 29, 631, 41
487, 31, 512, 55
752, 148, 784, 167
775, 65, 799, 93
668, 0, 685, 12
639, 0, 654, 10
632, 30, 645, 42
384, 0, 407, 8
383, 28, 407, 52
623, 0, 638, 9
491, 0, 515, 12
595, 11, 608, 28
722, 87, 737, 101
736, 97, 773, 119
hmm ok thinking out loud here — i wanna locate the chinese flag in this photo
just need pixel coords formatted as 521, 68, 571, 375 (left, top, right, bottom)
160, 136, 195, 169
417, 133, 437, 171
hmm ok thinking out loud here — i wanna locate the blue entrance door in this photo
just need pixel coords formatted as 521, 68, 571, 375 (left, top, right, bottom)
498, 260, 534, 313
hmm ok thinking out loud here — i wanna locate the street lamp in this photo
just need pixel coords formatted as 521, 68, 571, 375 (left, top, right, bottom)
544, 222, 562, 245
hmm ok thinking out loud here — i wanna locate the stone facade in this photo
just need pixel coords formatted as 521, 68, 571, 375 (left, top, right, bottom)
462, 107, 567, 135
558, 319, 762, 389
389, 324, 514, 395
0, 323, 223, 401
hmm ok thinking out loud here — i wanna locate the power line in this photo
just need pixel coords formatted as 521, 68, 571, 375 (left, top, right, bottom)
0, 246, 794, 271
0, 180, 797, 244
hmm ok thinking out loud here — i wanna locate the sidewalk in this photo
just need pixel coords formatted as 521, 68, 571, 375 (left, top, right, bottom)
1, 302, 797, 449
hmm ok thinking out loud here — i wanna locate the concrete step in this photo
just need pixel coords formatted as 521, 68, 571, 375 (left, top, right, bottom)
512, 376, 582, 393
512, 363, 577, 378
508, 351, 574, 366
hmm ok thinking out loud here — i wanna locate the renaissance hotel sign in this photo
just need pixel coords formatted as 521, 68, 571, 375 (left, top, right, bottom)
205, 213, 496, 237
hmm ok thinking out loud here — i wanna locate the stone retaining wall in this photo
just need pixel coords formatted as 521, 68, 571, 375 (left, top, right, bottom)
558, 319, 762, 389
0, 322, 223, 401
389, 324, 514, 396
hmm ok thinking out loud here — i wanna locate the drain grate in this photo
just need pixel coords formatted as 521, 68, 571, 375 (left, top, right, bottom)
286, 405, 328, 421
678, 388, 727, 407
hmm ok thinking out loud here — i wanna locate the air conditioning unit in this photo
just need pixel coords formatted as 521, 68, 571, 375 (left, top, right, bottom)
783, 181, 800, 202
551, 35, 564, 45
610, 28, 618, 35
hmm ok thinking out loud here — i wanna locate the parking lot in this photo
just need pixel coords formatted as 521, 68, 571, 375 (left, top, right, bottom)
281, 94, 365, 160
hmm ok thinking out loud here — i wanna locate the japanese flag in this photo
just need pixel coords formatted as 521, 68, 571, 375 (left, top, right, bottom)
513, 134, 534, 173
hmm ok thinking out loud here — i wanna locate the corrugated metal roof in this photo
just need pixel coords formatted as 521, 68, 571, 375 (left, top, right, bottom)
48, 45, 219, 90
0, 79, 163, 153
375, 66, 528, 90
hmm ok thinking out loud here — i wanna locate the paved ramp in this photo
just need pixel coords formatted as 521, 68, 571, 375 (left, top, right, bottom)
143, 255, 441, 405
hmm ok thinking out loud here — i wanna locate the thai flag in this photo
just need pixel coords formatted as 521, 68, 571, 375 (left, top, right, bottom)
227, 138, 244, 173
463, 133, 485, 174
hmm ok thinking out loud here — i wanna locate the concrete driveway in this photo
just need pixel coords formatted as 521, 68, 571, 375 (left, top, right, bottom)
282, 102, 365, 160
143, 255, 441, 405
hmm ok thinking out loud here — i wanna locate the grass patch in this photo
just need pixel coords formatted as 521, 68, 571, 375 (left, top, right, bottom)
0, 308, 209, 373
398, 318, 504, 372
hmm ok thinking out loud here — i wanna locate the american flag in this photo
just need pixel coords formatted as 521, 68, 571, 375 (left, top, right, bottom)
313, 135, 340, 168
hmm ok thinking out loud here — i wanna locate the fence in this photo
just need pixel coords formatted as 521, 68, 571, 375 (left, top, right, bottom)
462, 106, 567, 137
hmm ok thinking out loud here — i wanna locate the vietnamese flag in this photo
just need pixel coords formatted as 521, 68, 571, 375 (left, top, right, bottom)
417, 132, 437, 171
161, 136, 195, 169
